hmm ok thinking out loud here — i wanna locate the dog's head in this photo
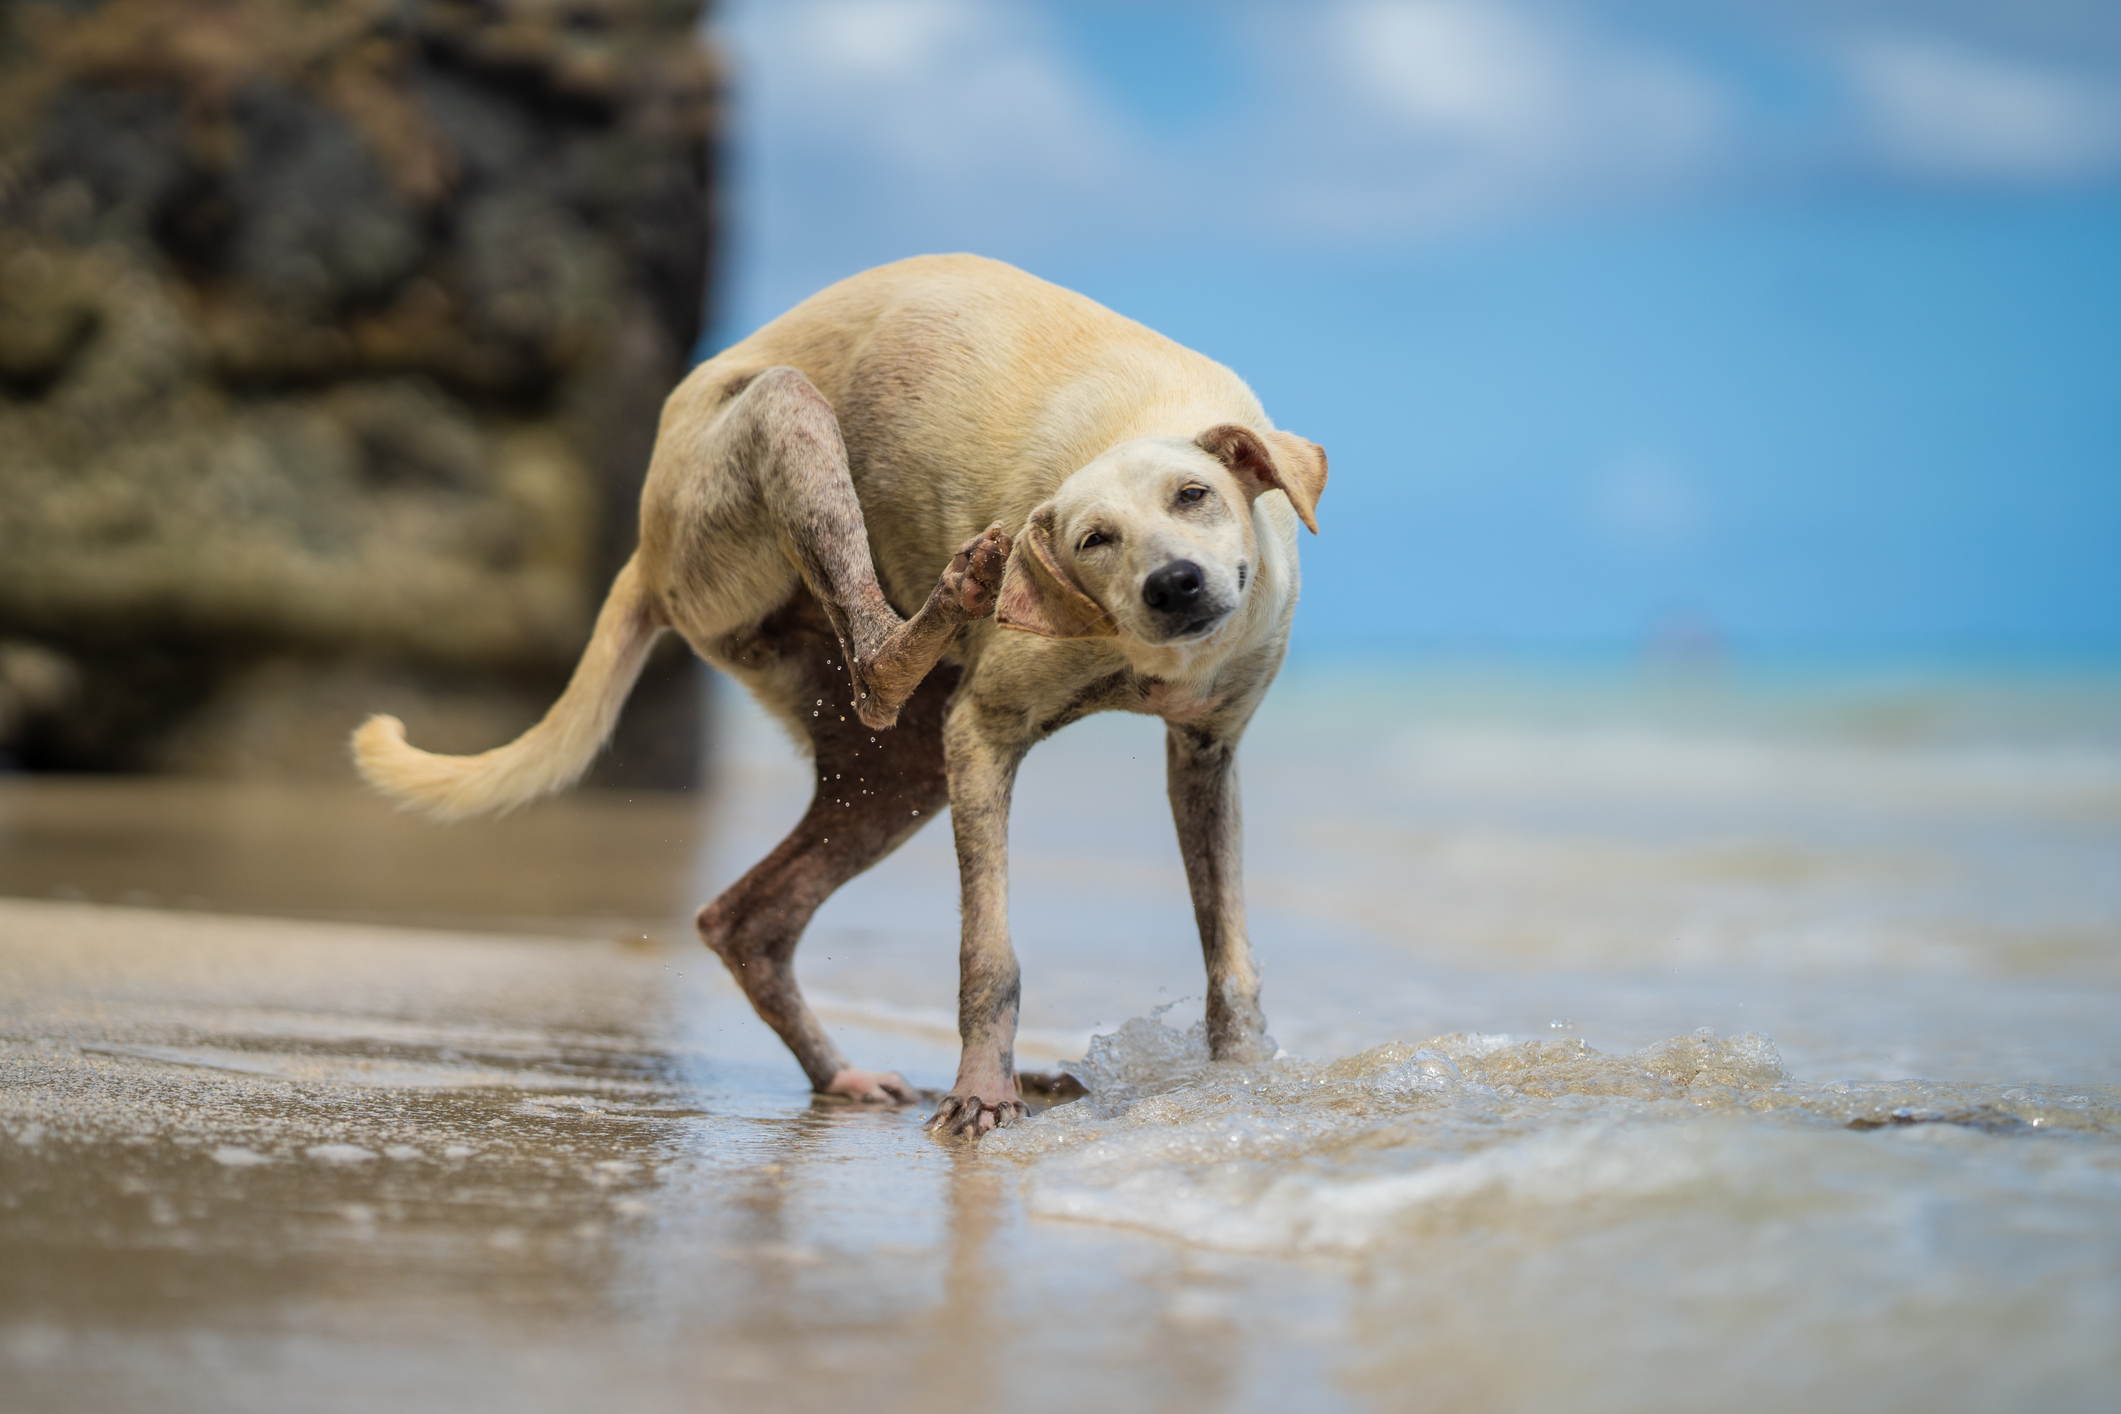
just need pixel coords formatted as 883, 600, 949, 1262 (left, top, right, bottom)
997, 424, 1326, 648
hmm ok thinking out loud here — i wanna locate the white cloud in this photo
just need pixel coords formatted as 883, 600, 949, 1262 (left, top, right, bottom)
1258, 1, 1728, 232
1844, 36, 2121, 179
733, 1, 1139, 201
713, 0, 2121, 289
1337, 2, 1709, 152
721, 0, 1736, 256
1341, 1, 1567, 140
797, 0, 963, 80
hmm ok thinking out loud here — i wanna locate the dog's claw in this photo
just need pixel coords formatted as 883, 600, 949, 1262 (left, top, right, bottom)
924, 1092, 1026, 1139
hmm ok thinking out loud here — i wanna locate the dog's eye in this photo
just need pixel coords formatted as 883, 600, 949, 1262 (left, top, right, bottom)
1079, 530, 1109, 550
1178, 485, 1209, 504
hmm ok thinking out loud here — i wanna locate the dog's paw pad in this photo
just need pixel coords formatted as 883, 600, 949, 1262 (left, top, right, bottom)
942, 525, 1010, 620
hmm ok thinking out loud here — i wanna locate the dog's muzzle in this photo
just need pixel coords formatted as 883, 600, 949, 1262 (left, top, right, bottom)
1142, 560, 1227, 640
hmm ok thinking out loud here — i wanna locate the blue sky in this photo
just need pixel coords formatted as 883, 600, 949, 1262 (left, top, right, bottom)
708, 1, 2121, 660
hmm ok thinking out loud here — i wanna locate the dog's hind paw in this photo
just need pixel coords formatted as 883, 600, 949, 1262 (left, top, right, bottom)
819, 1067, 917, 1105
940, 524, 1011, 623
924, 1092, 1026, 1138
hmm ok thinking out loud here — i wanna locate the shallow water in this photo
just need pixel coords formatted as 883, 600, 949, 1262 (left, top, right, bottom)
3, 666, 2118, 1411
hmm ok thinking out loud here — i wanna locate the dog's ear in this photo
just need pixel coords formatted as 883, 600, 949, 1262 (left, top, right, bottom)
996, 507, 1119, 639
1195, 424, 1328, 534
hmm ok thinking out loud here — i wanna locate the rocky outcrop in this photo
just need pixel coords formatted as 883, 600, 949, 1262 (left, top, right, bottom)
0, 0, 717, 782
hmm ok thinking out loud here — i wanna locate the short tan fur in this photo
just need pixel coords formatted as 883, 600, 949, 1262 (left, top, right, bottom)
352, 254, 1326, 1137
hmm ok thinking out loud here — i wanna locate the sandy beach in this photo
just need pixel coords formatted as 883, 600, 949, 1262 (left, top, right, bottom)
4, 667, 2118, 1412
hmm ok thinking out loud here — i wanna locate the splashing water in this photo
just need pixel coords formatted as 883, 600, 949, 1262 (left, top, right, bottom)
977, 1006, 2121, 1406
992, 1014, 2119, 1265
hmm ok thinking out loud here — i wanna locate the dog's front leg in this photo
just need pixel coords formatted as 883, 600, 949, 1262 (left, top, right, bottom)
926, 705, 1029, 1138
1167, 726, 1273, 1062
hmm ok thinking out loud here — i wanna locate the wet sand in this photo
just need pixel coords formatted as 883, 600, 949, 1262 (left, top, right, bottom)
3, 668, 2118, 1411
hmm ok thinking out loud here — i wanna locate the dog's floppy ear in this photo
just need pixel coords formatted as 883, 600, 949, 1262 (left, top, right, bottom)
1195, 424, 1328, 534
996, 506, 1118, 639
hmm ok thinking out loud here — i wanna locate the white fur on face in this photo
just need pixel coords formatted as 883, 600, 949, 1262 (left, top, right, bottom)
1050, 437, 1259, 646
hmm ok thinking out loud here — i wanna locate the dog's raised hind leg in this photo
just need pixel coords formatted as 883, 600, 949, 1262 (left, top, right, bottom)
737, 365, 1009, 730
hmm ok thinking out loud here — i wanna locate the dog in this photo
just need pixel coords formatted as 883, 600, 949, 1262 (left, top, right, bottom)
352, 254, 1326, 1136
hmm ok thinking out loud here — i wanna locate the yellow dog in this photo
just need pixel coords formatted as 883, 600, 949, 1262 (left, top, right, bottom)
354, 255, 1326, 1136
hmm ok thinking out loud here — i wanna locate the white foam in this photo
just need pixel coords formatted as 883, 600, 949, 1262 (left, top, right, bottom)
1031, 1122, 1726, 1251
209, 1145, 271, 1167
991, 1013, 2118, 1254
305, 1144, 378, 1164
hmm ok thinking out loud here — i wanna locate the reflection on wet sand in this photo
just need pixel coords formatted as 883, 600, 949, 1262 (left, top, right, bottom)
0, 896, 1340, 1413
0, 778, 708, 938
0, 901, 684, 1330
921, 1154, 1008, 1409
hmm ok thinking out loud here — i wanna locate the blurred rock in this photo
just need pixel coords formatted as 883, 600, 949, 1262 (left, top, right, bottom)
0, 0, 718, 784
0, 640, 83, 765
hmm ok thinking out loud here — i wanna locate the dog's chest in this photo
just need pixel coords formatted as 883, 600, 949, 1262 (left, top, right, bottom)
1136, 676, 1226, 725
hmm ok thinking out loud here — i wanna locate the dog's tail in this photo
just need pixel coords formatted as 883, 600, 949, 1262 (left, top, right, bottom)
351, 555, 663, 822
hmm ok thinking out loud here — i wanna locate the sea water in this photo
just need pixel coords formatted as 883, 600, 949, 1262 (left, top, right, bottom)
780, 664, 2121, 1407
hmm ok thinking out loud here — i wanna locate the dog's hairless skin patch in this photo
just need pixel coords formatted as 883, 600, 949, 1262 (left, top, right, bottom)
348, 255, 1325, 1140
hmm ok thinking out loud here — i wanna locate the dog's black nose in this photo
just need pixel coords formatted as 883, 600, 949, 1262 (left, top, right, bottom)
1143, 560, 1205, 613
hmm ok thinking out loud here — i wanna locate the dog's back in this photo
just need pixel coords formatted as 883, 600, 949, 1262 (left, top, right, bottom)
357, 256, 1282, 821
650, 255, 1269, 611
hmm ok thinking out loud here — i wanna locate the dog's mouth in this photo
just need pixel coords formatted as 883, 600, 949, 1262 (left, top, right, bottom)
1148, 608, 1229, 644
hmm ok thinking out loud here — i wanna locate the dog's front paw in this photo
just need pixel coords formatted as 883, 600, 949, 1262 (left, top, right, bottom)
941, 524, 1011, 622
924, 1091, 1025, 1138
